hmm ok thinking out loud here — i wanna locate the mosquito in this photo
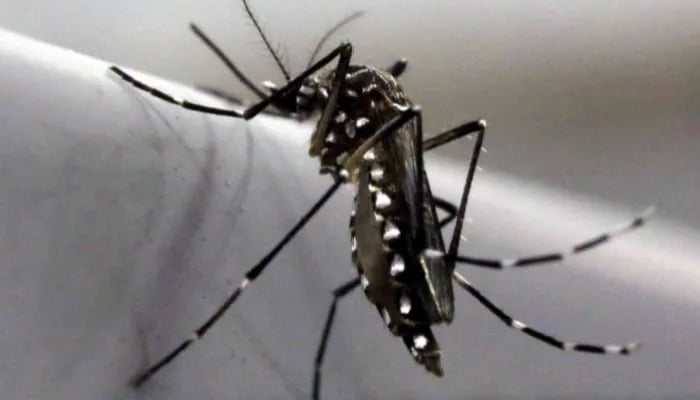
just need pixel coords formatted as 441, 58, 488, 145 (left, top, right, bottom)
109, 1, 656, 398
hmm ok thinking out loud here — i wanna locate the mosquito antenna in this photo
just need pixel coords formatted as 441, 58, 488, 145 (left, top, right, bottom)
306, 10, 365, 69
189, 23, 267, 101
241, 0, 292, 82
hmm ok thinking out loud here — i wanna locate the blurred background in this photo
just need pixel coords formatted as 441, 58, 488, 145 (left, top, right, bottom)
0, 0, 697, 224
1, 1, 698, 399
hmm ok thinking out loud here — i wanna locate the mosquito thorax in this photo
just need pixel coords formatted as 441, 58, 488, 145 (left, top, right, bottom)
308, 64, 411, 179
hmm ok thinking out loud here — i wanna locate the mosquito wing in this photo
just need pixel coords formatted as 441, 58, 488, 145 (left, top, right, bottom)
392, 122, 455, 323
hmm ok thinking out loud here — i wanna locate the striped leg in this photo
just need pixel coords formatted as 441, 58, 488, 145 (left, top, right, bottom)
453, 271, 639, 355
312, 278, 361, 400
132, 181, 342, 386
110, 42, 353, 120
419, 119, 656, 272
454, 205, 657, 269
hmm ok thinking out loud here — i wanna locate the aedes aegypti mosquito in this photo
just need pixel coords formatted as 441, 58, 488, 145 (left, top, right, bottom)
109, 1, 656, 398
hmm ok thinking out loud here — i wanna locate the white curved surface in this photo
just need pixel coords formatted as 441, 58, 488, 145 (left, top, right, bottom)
1, 28, 699, 400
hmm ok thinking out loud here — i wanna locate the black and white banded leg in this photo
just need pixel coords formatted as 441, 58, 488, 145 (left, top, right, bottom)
453, 270, 639, 355
132, 181, 342, 386
431, 122, 637, 356
454, 205, 657, 269
420, 121, 656, 271
312, 278, 361, 400
110, 42, 354, 121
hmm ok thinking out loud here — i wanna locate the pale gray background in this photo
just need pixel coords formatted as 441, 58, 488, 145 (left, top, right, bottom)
0, 0, 698, 223
0, 2, 699, 400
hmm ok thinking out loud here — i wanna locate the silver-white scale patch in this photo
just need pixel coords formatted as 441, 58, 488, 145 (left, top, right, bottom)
363, 84, 378, 93
399, 295, 411, 315
370, 166, 384, 181
375, 191, 391, 209
501, 258, 517, 268
383, 220, 400, 241
299, 85, 314, 96
345, 120, 356, 138
423, 248, 444, 259
326, 132, 337, 143
393, 102, 410, 112
382, 308, 391, 326
356, 117, 369, 128
360, 274, 369, 289
604, 345, 622, 353
335, 111, 346, 123
511, 320, 526, 330
413, 334, 428, 350
336, 152, 348, 165
390, 254, 405, 276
